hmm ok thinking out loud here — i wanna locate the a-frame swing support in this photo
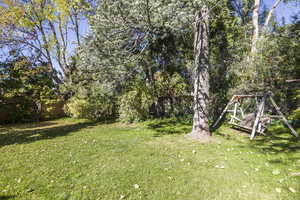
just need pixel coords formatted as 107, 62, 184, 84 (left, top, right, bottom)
250, 94, 266, 140
212, 92, 298, 140
269, 96, 298, 137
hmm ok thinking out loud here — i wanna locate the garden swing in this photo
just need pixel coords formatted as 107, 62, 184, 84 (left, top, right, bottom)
212, 91, 298, 140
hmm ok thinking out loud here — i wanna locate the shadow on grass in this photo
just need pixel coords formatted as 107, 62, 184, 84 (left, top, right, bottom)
146, 117, 192, 137
251, 126, 300, 188
2, 121, 58, 129
0, 121, 98, 148
215, 124, 300, 175
250, 124, 300, 154
216, 123, 300, 154
0, 196, 16, 200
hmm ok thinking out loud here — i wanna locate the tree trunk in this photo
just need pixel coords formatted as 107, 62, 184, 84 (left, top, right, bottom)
263, 0, 282, 30
188, 6, 211, 140
49, 21, 65, 74
251, 0, 260, 55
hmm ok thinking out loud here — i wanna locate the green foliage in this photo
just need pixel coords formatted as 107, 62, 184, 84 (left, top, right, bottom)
291, 90, 300, 120
118, 79, 154, 122
154, 72, 189, 98
118, 72, 192, 122
209, 4, 241, 120
0, 0, 93, 76
154, 72, 192, 116
0, 57, 61, 123
64, 84, 116, 121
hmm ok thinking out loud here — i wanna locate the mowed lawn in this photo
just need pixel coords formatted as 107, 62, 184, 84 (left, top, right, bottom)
0, 118, 300, 200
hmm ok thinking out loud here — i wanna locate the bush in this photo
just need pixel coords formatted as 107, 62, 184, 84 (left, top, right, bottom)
64, 84, 116, 121
0, 57, 61, 124
118, 80, 154, 122
291, 90, 300, 121
154, 72, 192, 116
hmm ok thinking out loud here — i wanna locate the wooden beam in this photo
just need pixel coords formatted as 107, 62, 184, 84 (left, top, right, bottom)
234, 95, 263, 98
240, 107, 245, 119
286, 79, 300, 83
229, 122, 265, 135
211, 96, 236, 129
257, 101, 265, 132
251, 95, 266, 140
231, 116, 242, 122
231, 103, 238, 123
269, 96, 299, 137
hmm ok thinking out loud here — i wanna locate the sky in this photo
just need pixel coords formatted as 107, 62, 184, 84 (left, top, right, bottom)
70, 0, 300, 50
264, 0, 300, 24
55, 0, 300, 73
2, 0, 299, 73
74, 0, 300, 48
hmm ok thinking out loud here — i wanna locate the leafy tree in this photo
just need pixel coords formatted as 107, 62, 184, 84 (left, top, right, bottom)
67, 0, 244, 139
0, 0, 93, 80
63, 0, 299, 140
68, 0, 198, 119
0, 56, 61, 123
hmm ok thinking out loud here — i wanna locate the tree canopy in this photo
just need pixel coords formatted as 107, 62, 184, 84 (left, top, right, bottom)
0, 0, 299, 134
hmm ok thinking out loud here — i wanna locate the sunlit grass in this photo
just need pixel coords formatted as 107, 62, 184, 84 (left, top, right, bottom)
0, 118, 299, 200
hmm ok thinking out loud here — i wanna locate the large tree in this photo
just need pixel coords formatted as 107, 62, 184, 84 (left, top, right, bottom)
188, 5, 211, 140
70, 0, 198, 115
0, 0, 93, 80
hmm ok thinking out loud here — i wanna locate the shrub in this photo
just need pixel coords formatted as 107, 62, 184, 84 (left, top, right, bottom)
154, 72, 192, 116
118, 80, 154, 122
64, 84, 116, 121
0, 57, 61, 124
291, 90, 300, 120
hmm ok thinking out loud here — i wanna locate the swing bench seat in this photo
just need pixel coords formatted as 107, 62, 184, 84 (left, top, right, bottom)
229, 122, 266, 136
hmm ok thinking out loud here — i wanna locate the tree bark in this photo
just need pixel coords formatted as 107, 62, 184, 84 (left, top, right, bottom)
49, 21, 66, 74
188, 5, 211, 140
264, 0, 282, 29
251, 0, 260, 55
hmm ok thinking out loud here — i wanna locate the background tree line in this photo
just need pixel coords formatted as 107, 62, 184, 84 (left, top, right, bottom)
0, 0, 299, 127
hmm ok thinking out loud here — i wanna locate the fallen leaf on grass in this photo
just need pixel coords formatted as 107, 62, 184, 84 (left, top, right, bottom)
278, 178, 285, 183
215, 165, 225, 169
275, 188, 282, 193
26, 188, 34, 193
288, 187, 296, 193
290, 172, 300, 176
265, 162, 270, 167
272, 169, 280, 175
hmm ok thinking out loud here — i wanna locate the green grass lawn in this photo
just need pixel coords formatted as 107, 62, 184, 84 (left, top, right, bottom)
0, 118, 300, 200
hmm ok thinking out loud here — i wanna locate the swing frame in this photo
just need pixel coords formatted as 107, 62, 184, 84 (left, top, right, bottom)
212, 91, 298, 140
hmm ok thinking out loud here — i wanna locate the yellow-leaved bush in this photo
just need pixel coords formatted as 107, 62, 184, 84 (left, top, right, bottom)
118, 79, 154, 122
64, 85, 116, 120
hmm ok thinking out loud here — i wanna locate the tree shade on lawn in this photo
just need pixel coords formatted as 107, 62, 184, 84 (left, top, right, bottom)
0, 118, 300, 200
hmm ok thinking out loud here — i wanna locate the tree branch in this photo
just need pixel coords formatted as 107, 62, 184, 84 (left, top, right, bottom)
263, 0, 282, 29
